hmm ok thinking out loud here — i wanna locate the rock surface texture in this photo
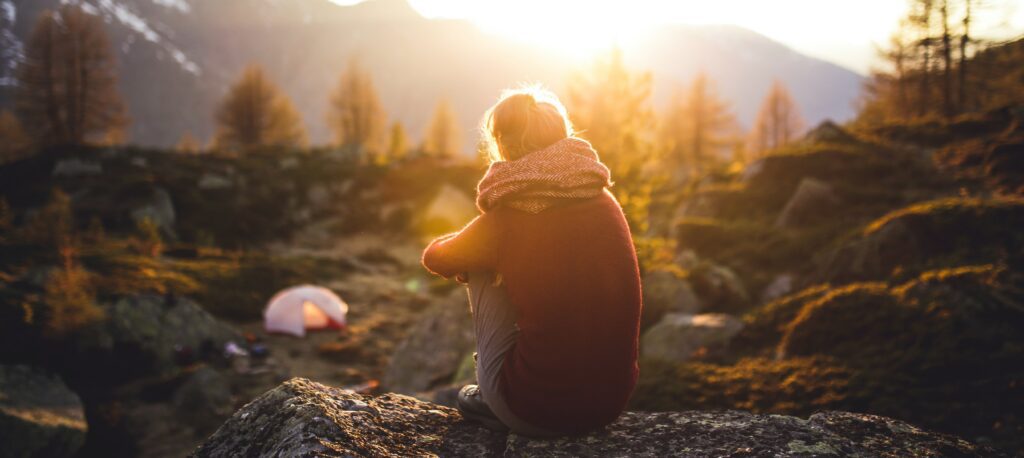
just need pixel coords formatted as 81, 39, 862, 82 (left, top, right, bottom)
0, 365, 87, 458
192, 378, 1002, 457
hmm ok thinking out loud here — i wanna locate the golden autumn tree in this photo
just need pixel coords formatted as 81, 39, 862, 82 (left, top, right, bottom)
175, 131, 201, 154
386, 121, 410, 163
0, 110, 32, 163
662, 73, 738, 176
566, 48, 654, 175
327, 58, 387, 157
15, 5, 127, 146
749, 80, 804, 157
423, 99, 462, 158
213, 65, 307, 151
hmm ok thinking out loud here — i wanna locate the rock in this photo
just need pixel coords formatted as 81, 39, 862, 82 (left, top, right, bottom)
77, 295, 242, 378
130, 157, 148, 168
130, 186, 176, 238
688, 262, 750, 313
52, 158, 102, 177
641, 313, 744, 362
803, 120, 859, 144
307, 184, 331, 208
383, 290, 475, 394
192, 378, 1001, 457
422, 184, 477, 231
0, 365, 87, 458
774, 177, 841, 228
172, 367, 235, 432
641, 269, 701, 328
197, 173, 232, 190
761, 273, 796, 303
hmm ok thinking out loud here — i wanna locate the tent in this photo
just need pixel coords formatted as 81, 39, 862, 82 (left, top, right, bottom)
264, 285, 349, 337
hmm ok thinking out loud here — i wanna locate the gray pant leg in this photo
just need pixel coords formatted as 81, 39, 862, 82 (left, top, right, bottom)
466, 271, 557, 437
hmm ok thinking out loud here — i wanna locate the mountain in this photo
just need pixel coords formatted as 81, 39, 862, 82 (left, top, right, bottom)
0, 0, 864, 148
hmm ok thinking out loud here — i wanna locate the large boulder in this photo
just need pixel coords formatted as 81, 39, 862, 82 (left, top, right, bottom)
641, 313, 744, 363
774, 177, 841, 228
172, 367, 236, 433
383, 290, 475, 394
130, 186, 176, 238
76, 295, 243, 378
688, 262, 750, 313
819, 197, 1024, 282
0, 365, 87, 458
191, 377, 1001, 457
640, 269, 701, 329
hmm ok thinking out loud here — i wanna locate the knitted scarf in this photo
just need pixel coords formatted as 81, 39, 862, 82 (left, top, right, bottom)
476, 137, 612, 214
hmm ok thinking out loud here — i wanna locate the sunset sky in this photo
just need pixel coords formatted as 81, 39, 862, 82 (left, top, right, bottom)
333, 0, 1024, 74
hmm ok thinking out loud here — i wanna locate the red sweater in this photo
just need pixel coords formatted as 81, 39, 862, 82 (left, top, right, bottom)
421, 190, 642, 434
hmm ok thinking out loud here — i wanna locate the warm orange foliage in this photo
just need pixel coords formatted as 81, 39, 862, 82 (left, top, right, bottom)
213, 65, 307, 151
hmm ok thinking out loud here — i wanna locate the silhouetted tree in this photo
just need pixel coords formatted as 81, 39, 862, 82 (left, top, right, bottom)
15, 5, 127, 146
386, 121, 410, 163
0, 110, 32, 163
213, 65, 306, 151
662, 73, 737, 176
423, 99, 461, 158
327, 58, 387, 157
750, 80, 804, 156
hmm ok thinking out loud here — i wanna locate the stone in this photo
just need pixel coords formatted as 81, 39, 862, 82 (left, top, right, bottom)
641, 313, 744, 363
383, 290, 475, 394
77, 295, 243, 378
197, 173, 232, 190
422, 184, 477, 230
0, 365, 87, 458
172, 367, 235, 432
761, 273, 796, 303
192, 378, 1001, 457
130, 186, 176, 238
641, 269, 701, 328
688, 263, 750, 312
775, 177, 841, 228
52, 159, 102, 177
803, 120, 859, 145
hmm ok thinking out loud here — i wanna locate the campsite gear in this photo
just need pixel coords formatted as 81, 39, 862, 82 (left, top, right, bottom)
476, 137, 611, 214
223, 341, 248, 358
457, 384, 509, 432
264, 285, 349, 337
249, 344, 269, 360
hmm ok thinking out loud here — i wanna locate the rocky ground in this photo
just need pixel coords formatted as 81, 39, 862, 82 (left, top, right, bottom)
192, 377, 1004, 457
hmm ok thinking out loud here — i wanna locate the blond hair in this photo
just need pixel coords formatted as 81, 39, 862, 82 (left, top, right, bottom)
482, 85, 574, 162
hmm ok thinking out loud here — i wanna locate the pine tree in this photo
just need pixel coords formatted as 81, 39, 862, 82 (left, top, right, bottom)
423, 99, 461, 158
213, 65, 307, 151
15, 5, 127, 146
750, 80, 804, 157
327, 58, 387, 156
176, 131, 201, 154
662, 73, 737, 176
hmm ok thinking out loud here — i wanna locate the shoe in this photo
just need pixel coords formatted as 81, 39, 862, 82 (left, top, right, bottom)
456, 385, 509, 432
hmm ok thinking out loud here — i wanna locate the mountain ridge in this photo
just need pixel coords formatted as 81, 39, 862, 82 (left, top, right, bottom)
0, 0, 863, 148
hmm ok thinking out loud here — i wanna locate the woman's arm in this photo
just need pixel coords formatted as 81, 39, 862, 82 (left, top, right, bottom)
421, 213, 499, 279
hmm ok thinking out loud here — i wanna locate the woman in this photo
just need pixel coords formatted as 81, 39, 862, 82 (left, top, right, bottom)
421, 87, 642, 437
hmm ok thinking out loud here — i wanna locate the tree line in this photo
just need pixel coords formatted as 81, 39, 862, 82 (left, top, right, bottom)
859, 0, 1024, 123
1, 4, 808, 169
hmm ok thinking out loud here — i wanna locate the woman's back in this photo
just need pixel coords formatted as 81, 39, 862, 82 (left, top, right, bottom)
493, 190, 642, 434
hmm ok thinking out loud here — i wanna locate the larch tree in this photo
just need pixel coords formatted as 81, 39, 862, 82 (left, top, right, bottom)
15, 5, 127, 146
0, 110, 32, 163
326, 58, 387, 157
423, 99, 461, 158
750, 80, 804, 157
176, 131, 201, 154
213, 65, 307, 151
566, 48, 654, 174
386, 121, 410, 163
662, 73, 737, 176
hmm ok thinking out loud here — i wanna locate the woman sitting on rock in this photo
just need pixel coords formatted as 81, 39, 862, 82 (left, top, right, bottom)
421, 87, 642, 436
